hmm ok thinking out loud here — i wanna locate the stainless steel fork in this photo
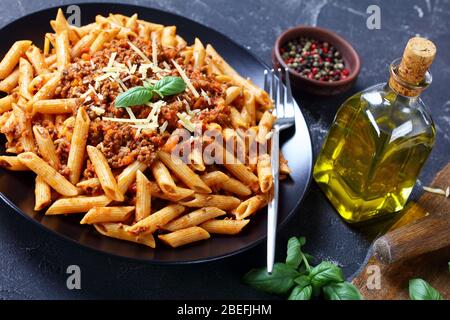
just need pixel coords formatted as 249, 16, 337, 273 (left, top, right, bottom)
264, 67, 296, 274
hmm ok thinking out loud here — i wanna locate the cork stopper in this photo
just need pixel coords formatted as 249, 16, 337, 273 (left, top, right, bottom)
389, 37, 436, 96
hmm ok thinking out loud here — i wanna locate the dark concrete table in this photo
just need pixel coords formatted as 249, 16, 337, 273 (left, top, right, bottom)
0, 0, 448, 299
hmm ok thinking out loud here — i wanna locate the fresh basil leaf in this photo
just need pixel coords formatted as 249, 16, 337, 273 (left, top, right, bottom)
294, 275, 311, 288
152, 76, 186, 98
243, 263, 299, 295
310, 261, 344, 290
323, 282, 362, 300
286, 237, 305, 269
288, 284, 313, 300
409, 278, 443, 300
115, 86, 153, 107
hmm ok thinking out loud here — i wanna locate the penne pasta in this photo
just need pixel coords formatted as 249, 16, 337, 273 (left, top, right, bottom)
193, 38, 205, 70
200, 171, 230, 187
67, 107, 90, 184
34, 175, 52, 211
32, 125, 60, 169
46, 195, 111, 215
179, 193, 241, 211
117, 160, 148, 194
157, 151, 212, 194
161, 26, 176, 48
87, 145, 124, 201
233, 194, 268, 220
18, 152, 79, 197
0, 68, 19, 93
127, 204, 185, 235
18, 58, 33, 100
95, 223, 155, 248
200, 219, 250, 235
257, 154, 273, 193
0, 40, 32, 80
257, 110, 275, 143
25, 45, 49, 75
0, 93, 17, 114
80, 206, 134, 224
135, 170, 151, 221
164, 207, 226, 232
71, 29, 100, 58
55, 30, 71, 72
158, 226, 210, 248
225, 86, 242, 105
33, 98, 79, 114
149, 182, 195, 201
90, 28, 120, 54
51, 8, 80, 44
151, 159, 177, 194
0, 155, 29, 171
221, 177, 252, 196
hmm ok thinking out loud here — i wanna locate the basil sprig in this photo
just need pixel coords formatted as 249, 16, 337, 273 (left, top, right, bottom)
409, 278, 443, 300
114, 76, 186, 108
243, 236, 362, 300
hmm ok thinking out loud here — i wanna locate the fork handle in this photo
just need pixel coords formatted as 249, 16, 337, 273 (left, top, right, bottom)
267, 126, 280, 274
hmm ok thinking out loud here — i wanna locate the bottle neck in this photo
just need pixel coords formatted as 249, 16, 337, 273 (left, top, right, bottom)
388, 57, 432, 98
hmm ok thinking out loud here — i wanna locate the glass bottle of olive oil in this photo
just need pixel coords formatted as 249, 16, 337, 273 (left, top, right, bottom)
313, 37, 437, 223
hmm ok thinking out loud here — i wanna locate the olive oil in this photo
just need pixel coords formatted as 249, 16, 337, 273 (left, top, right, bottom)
313, 37, 437, 223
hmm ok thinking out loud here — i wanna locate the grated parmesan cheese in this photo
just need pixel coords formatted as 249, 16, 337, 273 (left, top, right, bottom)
177, 112, 195, 132
107, 52, 117, 68
160, 120, 168, 133
91, 106, 105, 115
128, 41, 152, 63
151, 33, 158, 67
201, 89, 211, 105
171, 59, 200, 98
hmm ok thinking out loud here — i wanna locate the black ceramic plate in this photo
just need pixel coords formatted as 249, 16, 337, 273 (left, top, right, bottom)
0, 3, 313, 264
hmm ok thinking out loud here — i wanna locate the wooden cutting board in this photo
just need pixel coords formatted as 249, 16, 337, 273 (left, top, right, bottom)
352, 163, 450, 300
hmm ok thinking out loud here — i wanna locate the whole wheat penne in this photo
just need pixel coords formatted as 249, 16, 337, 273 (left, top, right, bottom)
0, 68, 19, 93
46, 195, 111, 215
34, 175, 52, 211
257, 154, 273, 193
33, 125, 60, 169
25, 46, 49, 75
117, 161, 148, 194
179, 194, 241, 211
164, 207, 226, 232
200, 219, 250, 235
161, 26, 176, 48
158, 226, 210, 248
221, 177, 252, 196
90, 28, 120, 54
33, 98, 79, 114
55, 30, 71, 72
149, 182, 194, 201
80, 206, 134, 224
0, 155, 29, 171
0, 40, 32, 79
151, 159, 177, 194
232, 194, 267, 220
135, 170, 151, 221
200, 171, 230, 187
0, 93, 17, 114
193, 38, 205, 70
67, 107, 90, 184
18, 58, 33, 100
18, 152, 78, 196
127, 204, 185, 235
157, 151, 211, 194
95, 223, 155, 248
87, 145, 124, 201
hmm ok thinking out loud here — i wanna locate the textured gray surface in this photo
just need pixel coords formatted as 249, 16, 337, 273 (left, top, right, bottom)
0, 0, 449, 299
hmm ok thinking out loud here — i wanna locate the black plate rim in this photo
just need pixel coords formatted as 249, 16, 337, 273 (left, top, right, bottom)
0, 2, 313, 265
